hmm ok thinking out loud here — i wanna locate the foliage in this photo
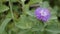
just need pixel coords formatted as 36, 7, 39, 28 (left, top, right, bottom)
0, 0, 60, 34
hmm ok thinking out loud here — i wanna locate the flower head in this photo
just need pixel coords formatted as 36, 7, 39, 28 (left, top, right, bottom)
35, 7, 50, 22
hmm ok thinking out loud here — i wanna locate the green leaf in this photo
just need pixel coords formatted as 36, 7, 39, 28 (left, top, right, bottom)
2, 31, 7, 34
15, 15, 34, 29
57, 9, 60, 17
29, 0, 42, 4
24, 4, 29, 11
12, 5, 19, 12
11, 27, 20, 34
18, 30, 30, 34
17, 4, 44, 30
18, 30, 43, 34
53, 6, 58, 11
1, 0, 18, 2
8, 30, 11, 34
49, 6, 58, 21
1, 0, 9, 2
18, 30, 57, 34
0, 18, 11, 34
46, 20, 60, 33
10, 0, 18, 2
26, 10, 35, 17
57, 6, 60, 17
31, 22, 43, 31
44, 31, 58, 34
0, 5, 9, 13
40, 1, 49, 8
35, 31, 57, 34
15, 14, 43, 30
6, 12, 12, 18
28, 16, 43, 31
24, 4, 35, 17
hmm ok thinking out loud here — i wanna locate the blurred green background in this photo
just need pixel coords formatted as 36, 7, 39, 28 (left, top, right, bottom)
0, 0, 60, 34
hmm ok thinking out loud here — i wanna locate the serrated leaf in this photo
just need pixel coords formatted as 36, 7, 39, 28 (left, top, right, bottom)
0, 18, 11, 34
0, 5, 9, 13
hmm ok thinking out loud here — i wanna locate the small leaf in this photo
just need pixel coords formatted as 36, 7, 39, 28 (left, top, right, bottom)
0, 5, 9, 13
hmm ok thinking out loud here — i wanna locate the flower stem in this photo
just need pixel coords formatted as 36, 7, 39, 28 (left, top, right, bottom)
42, 21, 47, 34
9, 0, 15, 21
18, 0, 26, 15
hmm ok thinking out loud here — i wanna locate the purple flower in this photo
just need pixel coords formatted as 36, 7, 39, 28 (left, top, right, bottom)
35, 7, 50, 22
